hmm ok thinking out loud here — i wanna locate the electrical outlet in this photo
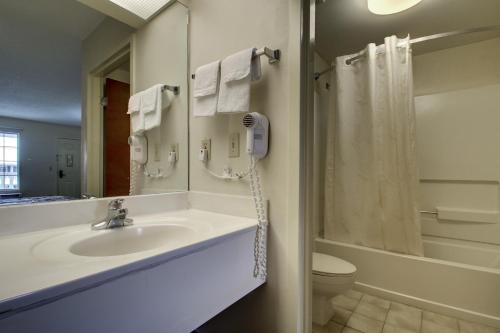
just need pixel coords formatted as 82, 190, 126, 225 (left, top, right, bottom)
169, 143, 179, 161
154, 144, 161, 162
201, 139, 211, 160
228, 133, 240, 158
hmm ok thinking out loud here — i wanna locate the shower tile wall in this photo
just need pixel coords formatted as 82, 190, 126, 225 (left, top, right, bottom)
313, 291, 500, 333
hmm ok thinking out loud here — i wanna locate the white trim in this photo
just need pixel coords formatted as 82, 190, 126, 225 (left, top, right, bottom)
301, 1, 316, 332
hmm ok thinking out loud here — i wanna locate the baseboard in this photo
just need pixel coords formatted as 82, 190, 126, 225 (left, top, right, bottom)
354, 282, 500, 329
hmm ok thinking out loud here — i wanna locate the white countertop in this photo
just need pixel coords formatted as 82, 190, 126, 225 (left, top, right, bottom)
0, 209, 257, 315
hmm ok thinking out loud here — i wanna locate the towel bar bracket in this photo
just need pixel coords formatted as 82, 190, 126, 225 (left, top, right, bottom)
254, 47, 281, 64
162, 85, 180, 95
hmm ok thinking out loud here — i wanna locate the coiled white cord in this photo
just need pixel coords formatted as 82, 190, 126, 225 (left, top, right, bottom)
129, 161, 139, 196
249, 156, 268, 280
202, 163, 251, 181
144, 153, 177, 179
143, 163, 174, 179
199, 152, 267, 280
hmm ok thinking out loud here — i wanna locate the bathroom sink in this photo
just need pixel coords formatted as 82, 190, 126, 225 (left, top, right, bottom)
33, 222, 201, 260
70, 225, 196, 257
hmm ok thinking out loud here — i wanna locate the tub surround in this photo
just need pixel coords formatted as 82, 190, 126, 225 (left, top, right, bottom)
0, 192, 263, 333
423, 235, 500, 269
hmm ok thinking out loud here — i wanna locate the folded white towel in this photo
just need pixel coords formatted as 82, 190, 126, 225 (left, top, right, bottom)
193, 60, 220, 117
127, 93, 144, 134
217, 48, 261, 114
142, 84, 171, 131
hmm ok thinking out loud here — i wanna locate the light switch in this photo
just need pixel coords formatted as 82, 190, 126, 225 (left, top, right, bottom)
201, 139, 211, 160
169, 143, 179, 161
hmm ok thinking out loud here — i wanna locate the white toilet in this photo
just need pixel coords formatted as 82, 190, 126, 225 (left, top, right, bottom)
312, 252, 357, 326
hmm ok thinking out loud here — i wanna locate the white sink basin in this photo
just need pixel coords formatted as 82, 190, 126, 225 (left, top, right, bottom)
70, 225, 196, 257
32, 221, 203, 261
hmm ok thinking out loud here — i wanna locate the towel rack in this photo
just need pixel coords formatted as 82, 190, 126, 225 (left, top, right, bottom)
420, 210, 438, 215
420, 208, 499, 224
161, 84, 180, 95
191, 46, 281, 79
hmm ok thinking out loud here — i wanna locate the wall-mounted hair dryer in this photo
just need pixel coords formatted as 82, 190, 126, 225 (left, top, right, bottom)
242, 112, 269, 159
128, 135, 148, 165
242, 112, 269, 280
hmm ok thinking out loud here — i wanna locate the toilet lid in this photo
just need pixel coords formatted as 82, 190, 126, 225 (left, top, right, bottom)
313, 252, 356, 276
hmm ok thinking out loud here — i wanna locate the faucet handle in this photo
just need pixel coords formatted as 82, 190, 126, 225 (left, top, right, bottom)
108, 198, 125, 210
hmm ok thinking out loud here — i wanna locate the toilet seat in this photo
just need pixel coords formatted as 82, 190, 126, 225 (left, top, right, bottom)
313, 252, 356, 277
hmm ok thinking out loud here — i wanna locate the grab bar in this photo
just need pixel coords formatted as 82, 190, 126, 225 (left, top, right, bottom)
420, 208, 498, 224
254, 46, 281, 64
420, 210, 438, 215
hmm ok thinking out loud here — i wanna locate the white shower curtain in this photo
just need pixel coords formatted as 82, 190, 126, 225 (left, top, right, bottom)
324, 35, 423, 256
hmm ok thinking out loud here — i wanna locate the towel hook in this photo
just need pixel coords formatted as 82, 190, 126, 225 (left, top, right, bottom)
254, 47, 281, 64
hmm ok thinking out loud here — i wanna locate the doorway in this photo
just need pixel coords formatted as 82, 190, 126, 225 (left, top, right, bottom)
103, 75, 131, 197
56, 138, 81, 198
84, 45, 131, 197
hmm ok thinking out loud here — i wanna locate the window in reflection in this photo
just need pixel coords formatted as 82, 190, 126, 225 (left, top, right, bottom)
0, 132, 19, 192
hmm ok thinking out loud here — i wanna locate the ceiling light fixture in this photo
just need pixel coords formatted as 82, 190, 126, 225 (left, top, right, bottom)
108, 0, 173, 20
367, 0, 423, 15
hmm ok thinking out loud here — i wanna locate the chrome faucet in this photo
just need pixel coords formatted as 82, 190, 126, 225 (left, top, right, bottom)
91, 199, 133, 230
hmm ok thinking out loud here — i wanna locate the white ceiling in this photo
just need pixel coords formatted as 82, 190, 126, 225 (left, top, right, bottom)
316, 0, 500, 62
0, 0, 105, 126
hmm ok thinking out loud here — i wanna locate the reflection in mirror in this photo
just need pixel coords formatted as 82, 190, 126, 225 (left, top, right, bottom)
0, 0, 188, 206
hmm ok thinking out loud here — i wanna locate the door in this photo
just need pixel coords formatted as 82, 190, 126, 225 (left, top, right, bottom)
104, 78, 130, 197
56, 138, 81, 198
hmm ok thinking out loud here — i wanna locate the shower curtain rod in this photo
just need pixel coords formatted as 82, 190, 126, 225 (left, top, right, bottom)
314, 25, 500, 80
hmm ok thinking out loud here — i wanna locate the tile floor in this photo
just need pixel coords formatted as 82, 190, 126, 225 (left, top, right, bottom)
313, 290, 500, 333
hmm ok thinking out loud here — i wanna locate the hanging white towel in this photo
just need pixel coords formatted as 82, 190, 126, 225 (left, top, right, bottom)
193, 60, 220, 117
217, 48, 261, 114
128, 93, 143, 134
142, 84, 171, 131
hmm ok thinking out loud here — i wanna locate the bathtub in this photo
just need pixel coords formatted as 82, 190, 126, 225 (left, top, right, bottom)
423, 235, 500, 269
315, 237, 500, 328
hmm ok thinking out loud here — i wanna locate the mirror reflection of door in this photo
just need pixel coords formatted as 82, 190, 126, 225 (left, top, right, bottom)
56, 138, 80, 198
103, 78, 131, 197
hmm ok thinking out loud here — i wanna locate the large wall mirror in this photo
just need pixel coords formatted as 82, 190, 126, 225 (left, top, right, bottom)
0, 0, 188, 206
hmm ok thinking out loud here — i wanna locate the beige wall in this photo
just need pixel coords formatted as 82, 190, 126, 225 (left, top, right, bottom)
187, 0, 302, 332
81, 1, 303, 330
82, 17, 134, 196
414, 37, 500, 96
132, 2, 189, 193
82, 18, 134, 75
414, 38, 500, 246
106, 67, 130, 84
